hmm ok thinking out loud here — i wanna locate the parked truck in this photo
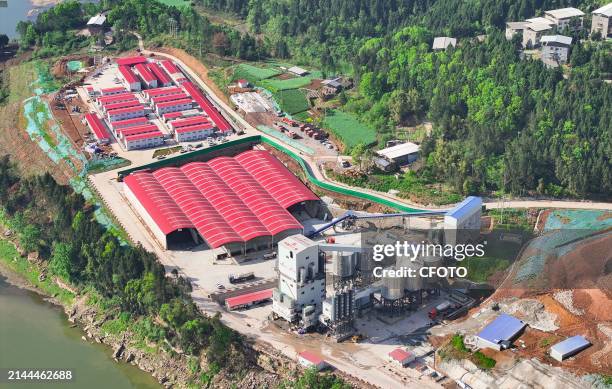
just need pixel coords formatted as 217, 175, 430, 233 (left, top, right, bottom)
229, 272, 255, 284
428, 301, 452, 319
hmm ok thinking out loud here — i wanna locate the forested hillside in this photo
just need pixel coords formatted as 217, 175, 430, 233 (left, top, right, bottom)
199, 0, 611, 198
16, 0, 265, 59
197, 0, 587, 65
13, 0, 611, 198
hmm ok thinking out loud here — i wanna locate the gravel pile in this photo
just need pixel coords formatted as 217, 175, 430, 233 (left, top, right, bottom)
553, 290, 585, 316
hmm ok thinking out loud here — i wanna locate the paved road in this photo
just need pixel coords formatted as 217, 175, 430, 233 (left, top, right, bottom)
484, 199, 611, 210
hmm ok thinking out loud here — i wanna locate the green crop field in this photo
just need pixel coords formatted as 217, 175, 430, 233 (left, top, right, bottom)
322, 110, 377, 150
232, 64, 281, 82
273, 89, 309, 114
260, 70, 322, 92
157, 0, 191, 7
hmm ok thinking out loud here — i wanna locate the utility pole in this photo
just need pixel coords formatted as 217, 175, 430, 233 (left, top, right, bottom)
169, 18, 178, 39
500, 169, 508, 225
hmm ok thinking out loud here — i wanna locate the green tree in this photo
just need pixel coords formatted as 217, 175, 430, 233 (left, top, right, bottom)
123, 272, 159, 315
49, 242, 72, 280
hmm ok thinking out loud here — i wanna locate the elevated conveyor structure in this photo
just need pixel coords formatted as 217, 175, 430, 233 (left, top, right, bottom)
305, 210, 448, 238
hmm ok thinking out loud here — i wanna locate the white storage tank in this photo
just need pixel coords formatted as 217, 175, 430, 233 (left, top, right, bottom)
331, 251, 359, 277
382, 270, 406, 300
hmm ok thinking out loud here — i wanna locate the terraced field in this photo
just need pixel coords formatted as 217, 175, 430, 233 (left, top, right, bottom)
232, 63, 281, 82
272, 89, 309, 114
322, 109, 377, 150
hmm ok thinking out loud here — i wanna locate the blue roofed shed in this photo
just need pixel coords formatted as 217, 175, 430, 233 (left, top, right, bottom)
550, 336, 590, 361
475, 314, 526, 350
446, 196, 482, 220
443, 196, 482, 245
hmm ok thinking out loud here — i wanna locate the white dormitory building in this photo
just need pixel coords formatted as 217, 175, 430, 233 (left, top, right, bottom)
591, 3, 612, 38
174, 125, 214, 142
134, 63, 158, 89
107, 106, 145, 122
155, 99, 193, 116
100, 87, 126, 96
123, 131, 164, 151
118, 66, 141, 92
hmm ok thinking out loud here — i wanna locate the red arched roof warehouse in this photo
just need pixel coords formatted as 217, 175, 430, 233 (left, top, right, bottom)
123, 150, 319, 248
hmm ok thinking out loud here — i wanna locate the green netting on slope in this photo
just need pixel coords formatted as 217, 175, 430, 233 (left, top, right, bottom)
544, 210, 612, 231
66, 60, 83, 72
21, 65, 124, 240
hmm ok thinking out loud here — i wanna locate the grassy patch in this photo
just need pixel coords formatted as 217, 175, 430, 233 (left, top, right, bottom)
86, 157, 131, 175
260, 76, 310, 91
463, 256, 510, 283
473, 351, 496, 369
7, 62, 38, 104
260, 71, 322, 92
153, 146, 182, 158
328, 169, 462, 206
322, 110, 377, 150
101, 311, 132, 335
273, 89, 309, 114
156, 0, 191, 7
232, 64, 281, 82
451, 334, 469, 352
293, 111, 312, 121
0, 239, 74, 305
440, 334, 496, 370
486, 208, 534, 231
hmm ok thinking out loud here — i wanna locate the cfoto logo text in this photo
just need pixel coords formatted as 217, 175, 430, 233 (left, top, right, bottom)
372, 266, 468, 278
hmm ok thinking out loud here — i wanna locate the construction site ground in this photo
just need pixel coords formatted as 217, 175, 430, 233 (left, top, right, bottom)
0, 59, 78, 183
89, 161, 458, 388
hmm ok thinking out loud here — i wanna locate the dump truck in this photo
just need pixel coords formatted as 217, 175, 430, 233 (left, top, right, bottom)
229, 272, 255, 284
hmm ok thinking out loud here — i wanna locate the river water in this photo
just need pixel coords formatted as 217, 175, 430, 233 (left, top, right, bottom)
0, 275, 160, 389
0, 0, 98, 39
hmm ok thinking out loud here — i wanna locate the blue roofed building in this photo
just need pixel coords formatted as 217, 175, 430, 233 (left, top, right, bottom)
444, 196, 482, 246
550, 335, 591, 361
475, 313, 526, 350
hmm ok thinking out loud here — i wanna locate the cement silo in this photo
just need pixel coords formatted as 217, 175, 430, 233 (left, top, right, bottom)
382, 270, 406, 300
396, 255, 424, 292
404, 261, 425, 291
421, 254, 444, 288
331, 251, 359, 278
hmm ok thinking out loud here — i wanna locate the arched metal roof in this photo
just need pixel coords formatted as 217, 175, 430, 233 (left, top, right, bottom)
123, 150, 318, 248
235, 150, 320, 208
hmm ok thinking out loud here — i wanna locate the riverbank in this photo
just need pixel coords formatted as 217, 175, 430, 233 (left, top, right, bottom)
0, 236, 191, 387
0, 234, 354, 388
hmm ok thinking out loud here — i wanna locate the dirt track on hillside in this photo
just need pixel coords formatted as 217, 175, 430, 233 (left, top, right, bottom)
155, 47, 230, 106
